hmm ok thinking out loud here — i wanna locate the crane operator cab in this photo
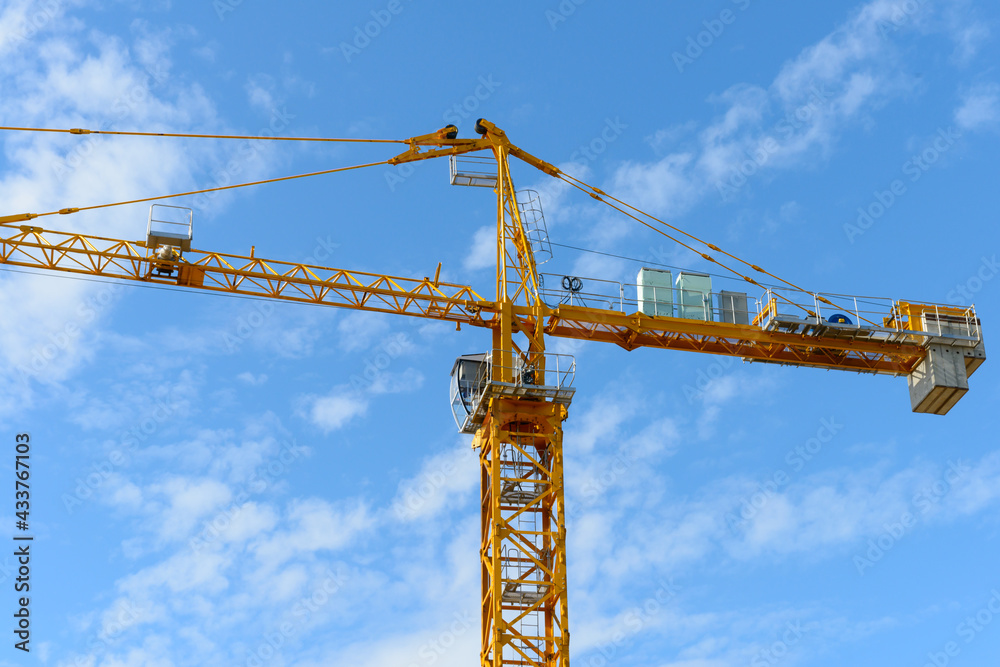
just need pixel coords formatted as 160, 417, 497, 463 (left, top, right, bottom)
450, 353, 490, 434
146, 204, 193, 277
449, 351, 577, 434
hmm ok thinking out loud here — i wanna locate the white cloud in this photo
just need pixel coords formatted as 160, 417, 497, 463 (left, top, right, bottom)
236, 371, 268, 385
692, 371, 777, 440
649, 121, 699, 153
304, 390, 369, 432
267, 564, 309, 601
613, 151, 699, 218
771, 0, 899, 105
719, 453, 1000, 559
955, 83, 1000, 130
152, 477, 233, 542
239, 312, 322, 359
245, 73, 276, 111
556, 445, 1000, 667
112, 481, 144, 510
525, 158, 591, 227
82, 487, 375, 664
336, 310, 391, 351
390, 445, 478, 522
215, 501, 279, 545
251, 498, 371, 573
0, 9, 235, 414
369, 367, 424, 395
565, 393, 636, 454
587, 0, 980, 224
659, 659, 730, 667
947, 451, 1000, 514
121, 548, 232, 597
463, 225, 494, 271
838, 72, 879, 117
946, 10, 990, 65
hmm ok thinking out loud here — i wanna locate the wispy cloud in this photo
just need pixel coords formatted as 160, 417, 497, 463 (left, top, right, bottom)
463, 225, 494, 272
303, 390, 369, 432
522, 0, 989, 258
955, 82, 1000, 130
0, 7, 226, 414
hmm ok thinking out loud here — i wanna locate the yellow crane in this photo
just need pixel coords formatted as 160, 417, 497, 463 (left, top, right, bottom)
0, 120, 986, 667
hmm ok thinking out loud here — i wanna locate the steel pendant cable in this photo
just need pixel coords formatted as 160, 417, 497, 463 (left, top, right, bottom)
0, 125, 406, 144
551, 170, 878, 325
0, 159, 392, 226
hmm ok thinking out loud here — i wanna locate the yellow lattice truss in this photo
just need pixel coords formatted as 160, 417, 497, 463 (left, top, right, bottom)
479, 399, 570, 667
0, 223, 939, 375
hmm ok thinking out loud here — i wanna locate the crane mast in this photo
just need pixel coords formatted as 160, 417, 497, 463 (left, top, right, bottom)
0, 121, 987, 667
485, 128, 569, 666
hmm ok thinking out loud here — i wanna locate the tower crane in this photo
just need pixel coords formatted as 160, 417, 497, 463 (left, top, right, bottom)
0, 120, 986, 667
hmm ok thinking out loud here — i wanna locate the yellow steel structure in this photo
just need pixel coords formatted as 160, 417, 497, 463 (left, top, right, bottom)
0, 121, 985, 667
0, 219, 964, 375
477, 400, 570, 667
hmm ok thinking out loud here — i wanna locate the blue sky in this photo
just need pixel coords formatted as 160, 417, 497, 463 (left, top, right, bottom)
1, 0, 999, 665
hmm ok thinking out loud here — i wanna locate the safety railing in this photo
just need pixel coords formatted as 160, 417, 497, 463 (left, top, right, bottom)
754, 288, 896, 328
449, 154, 498, 188
756, 289, 981, 338
887, 301, 981, 339
539, 272, 756, 323
540, 273, 626, 310
535, 272, 982, 345
513, 352, 576, 392
146, 204, 193, 253
450, 350, 577, 434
